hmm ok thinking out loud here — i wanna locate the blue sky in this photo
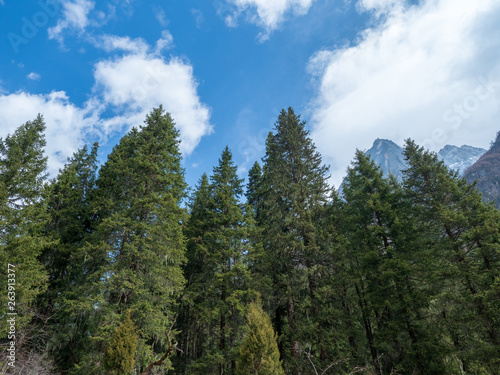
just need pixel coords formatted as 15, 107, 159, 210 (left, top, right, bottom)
1, 0, 500, 189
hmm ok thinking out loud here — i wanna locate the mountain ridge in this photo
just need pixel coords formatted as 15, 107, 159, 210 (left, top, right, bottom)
464, 132, 500, 208
338, 138, 488, 194
365, 139, 486, 178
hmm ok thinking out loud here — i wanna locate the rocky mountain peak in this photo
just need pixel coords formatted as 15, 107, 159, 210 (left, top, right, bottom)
437, 144, 486, 176
338, 137, 489, 194
366, 139, 406, 180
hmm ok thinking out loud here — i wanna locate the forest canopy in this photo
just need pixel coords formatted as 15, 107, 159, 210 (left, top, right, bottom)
0, 107, 499, 374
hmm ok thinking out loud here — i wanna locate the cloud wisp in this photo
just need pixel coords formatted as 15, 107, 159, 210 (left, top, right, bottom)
222, 0, 315, 41
27, 72, 41, 81
48, 0, 95, 45
91, 34, 150, 54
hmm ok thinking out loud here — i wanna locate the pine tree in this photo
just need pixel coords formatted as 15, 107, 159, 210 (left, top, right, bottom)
403, 139, 500, 372
180, 147, 256, 375
319, 191, 364, 372
0, 115, 52, 338
176, 173, 213, 371
246, 161, 262, 220
104, 310, 138, 375
41, 143, 99, 303
341, 150, 449, 374
69, 107, 188, 373
236, 303, 285, 375
38, 143, 100, 371
341, 151, 393, 375
256, 108, 331, 374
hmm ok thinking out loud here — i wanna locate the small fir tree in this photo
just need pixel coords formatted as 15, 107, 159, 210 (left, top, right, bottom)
104, 310, 138, 375
236, 303, 285, 375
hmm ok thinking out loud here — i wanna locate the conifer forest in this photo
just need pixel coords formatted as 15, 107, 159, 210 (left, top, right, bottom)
1, 106, 500, 375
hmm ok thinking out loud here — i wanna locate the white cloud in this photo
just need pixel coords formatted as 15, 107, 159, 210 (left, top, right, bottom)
0, 34, 212, 176
0, 91, 100, 176
90, 31, 173, 56
308, 0, 500, 187
92, 34, 149, 54
223, 0, 315, 41
191, 9, 204, 29
27, 72, 41, 81
93, 52, 212, 154
154, 6, 168, 27
357, 0, 405, 15
48, 0, 95, 44
155, 30, 174, 54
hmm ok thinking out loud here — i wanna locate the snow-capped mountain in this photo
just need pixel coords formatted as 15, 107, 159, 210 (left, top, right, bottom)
338, 139, 488, 193
437, 145, 486, 176
365, 139, 406, 180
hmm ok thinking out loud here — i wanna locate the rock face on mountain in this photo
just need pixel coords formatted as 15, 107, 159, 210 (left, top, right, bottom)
437, 145, 486, 176
464, 132, 500, 208
365, 139, 406, 180
339, 138, 489, 194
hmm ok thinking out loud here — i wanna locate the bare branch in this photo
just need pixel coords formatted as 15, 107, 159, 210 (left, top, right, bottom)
140, 318, 182, 375
300, 348, 350, 375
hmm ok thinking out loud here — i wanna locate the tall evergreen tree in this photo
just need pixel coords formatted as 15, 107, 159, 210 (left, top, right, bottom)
69, 107, 188, 374
256, 108, 330, 374
0, 115, 52, 338
318, 191, 364, 372
41, 143, 99, 302
246, 161, 262, 220
38, 143, 100, 371
403, 139, 500, 372
179, 147, 256, 375
176, 173, 213, 372
341, 150, 449, 374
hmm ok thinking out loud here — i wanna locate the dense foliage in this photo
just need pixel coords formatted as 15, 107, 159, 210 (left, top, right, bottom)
1, 107, 499, 374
